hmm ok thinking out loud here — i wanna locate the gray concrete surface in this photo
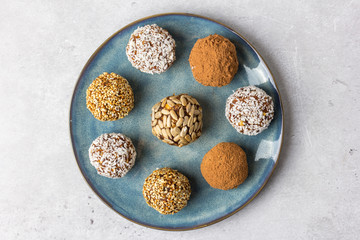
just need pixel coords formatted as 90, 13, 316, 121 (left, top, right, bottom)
0, 0, 359, 239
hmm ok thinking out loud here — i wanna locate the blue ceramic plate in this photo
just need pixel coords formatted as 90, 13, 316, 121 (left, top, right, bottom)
70, 13, 283, 230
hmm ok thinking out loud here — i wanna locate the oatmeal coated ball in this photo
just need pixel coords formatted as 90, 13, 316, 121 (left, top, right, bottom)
89, 133, 136, 178
151, 94, 203, 147
225, 86, 274, 136
86, 72, 134, 121
143, 168, 191, 214
126, 24, 176, 74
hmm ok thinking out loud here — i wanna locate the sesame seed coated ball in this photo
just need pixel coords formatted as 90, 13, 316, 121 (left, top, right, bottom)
86, 72, 134, 121
143, 168, 191, 214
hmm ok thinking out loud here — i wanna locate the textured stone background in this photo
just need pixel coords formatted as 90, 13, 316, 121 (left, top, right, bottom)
1, 0, 359, 239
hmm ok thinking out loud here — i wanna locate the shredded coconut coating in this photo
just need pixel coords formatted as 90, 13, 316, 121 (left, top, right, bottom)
143, 168, 191, 215
225, 86, 274, 136
86, 72, 134, 121
89, 133, 136, 178
126, 24, 176, 74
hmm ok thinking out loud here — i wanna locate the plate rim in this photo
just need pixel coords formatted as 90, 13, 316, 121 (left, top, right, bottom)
69, 12, 284, 231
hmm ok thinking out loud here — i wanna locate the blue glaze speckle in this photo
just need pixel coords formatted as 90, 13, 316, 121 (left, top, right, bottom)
70, 14, 283, 230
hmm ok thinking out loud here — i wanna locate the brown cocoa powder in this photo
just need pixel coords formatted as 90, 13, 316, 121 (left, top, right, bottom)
189, 34, 239, 87
200, 142, 248, 190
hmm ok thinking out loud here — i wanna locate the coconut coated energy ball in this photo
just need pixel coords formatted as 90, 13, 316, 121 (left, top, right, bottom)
126, 24, 176, 74
89, 133, 136, 178
225, 86, 274, 135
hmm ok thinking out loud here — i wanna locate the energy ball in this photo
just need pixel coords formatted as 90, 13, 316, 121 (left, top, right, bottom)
189, 34, 238, 87
89, 133, 136, 178
86, 72, 134, 121
126, 24, 176, 74
201, 142, 248, 190
151, 94, 203, 147
225, 86, 274, 136
143, 168, 191, 214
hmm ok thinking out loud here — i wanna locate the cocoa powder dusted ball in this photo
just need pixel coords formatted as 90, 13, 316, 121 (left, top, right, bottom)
86, 72, 134, 121
126, 24, 176, 74
189, 34, 238, 87
151, 94, 203, 147
89, 133, 136, 179
225, 86, 274, 136
201, 142, 248, 190
143, 168, 191, 215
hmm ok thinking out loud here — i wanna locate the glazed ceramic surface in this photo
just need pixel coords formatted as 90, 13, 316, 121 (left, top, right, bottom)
70, 13, 283, 230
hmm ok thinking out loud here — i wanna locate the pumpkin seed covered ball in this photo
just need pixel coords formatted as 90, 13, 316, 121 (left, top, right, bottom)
86, 72, 134, 121
126, 24, 176, 74
143, 168, 191, 215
